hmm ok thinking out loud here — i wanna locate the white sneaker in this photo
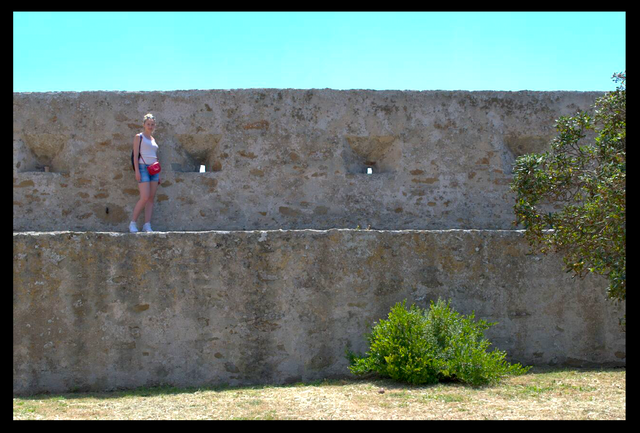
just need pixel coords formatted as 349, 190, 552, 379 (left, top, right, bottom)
129, 221, 138, 233
142, 223, 153, 232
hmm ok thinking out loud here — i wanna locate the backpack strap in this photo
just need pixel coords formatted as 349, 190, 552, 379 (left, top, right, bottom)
138, 134, 147, 165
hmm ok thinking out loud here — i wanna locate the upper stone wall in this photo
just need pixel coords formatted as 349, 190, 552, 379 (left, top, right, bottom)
13, 89, 602, 231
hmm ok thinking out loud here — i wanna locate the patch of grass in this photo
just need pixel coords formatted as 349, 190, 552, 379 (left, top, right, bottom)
13, 367, 625, 420
423, 393, 467, 403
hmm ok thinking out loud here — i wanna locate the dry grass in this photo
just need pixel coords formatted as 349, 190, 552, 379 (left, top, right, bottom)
13, 367, 625, 420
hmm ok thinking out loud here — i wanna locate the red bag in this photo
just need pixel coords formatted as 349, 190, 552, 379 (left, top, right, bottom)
146, 161, 161, 175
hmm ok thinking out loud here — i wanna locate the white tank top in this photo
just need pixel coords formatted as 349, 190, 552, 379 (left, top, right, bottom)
138, 134, 158, 164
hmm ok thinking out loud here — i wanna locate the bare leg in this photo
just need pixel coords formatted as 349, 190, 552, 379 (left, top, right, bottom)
144, 181, 159, 224
132, 181, 151, 223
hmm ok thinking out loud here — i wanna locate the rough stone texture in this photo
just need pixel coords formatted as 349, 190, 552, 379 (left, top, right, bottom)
14, 230, 624, 395
13, 89, 625, 395
13, 89, 602, 231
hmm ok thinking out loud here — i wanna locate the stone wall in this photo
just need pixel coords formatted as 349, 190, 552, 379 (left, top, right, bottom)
13, 230, 625, 395
13, 89, 602, 231
13, 89, 624, 395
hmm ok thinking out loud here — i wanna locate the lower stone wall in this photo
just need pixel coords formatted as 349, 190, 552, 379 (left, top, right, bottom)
13, 229, 625, 395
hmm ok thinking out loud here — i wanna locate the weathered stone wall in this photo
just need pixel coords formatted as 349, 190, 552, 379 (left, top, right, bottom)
13, 89, 602, 231
13, 89, 625, 396
13, 230, 625, 395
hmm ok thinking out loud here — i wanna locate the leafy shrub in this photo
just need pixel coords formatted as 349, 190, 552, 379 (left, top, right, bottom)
347, 299, 530, 386
510, 72, 625, 303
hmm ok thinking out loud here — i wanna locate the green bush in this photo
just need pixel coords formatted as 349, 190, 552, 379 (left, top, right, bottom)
347, 299, 530, 386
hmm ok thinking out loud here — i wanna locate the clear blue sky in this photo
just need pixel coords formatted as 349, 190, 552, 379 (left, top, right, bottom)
13, 12, 625, 92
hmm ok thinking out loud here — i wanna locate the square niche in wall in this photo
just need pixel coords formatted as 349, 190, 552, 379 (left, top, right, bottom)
169, 133, 222, 173
14, 134, 68, 173
343, 135, 401, 175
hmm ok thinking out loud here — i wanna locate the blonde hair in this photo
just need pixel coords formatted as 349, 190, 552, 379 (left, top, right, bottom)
143, 113, 156, 124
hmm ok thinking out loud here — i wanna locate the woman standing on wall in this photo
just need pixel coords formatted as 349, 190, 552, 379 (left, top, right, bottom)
129, 113, 160, 233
